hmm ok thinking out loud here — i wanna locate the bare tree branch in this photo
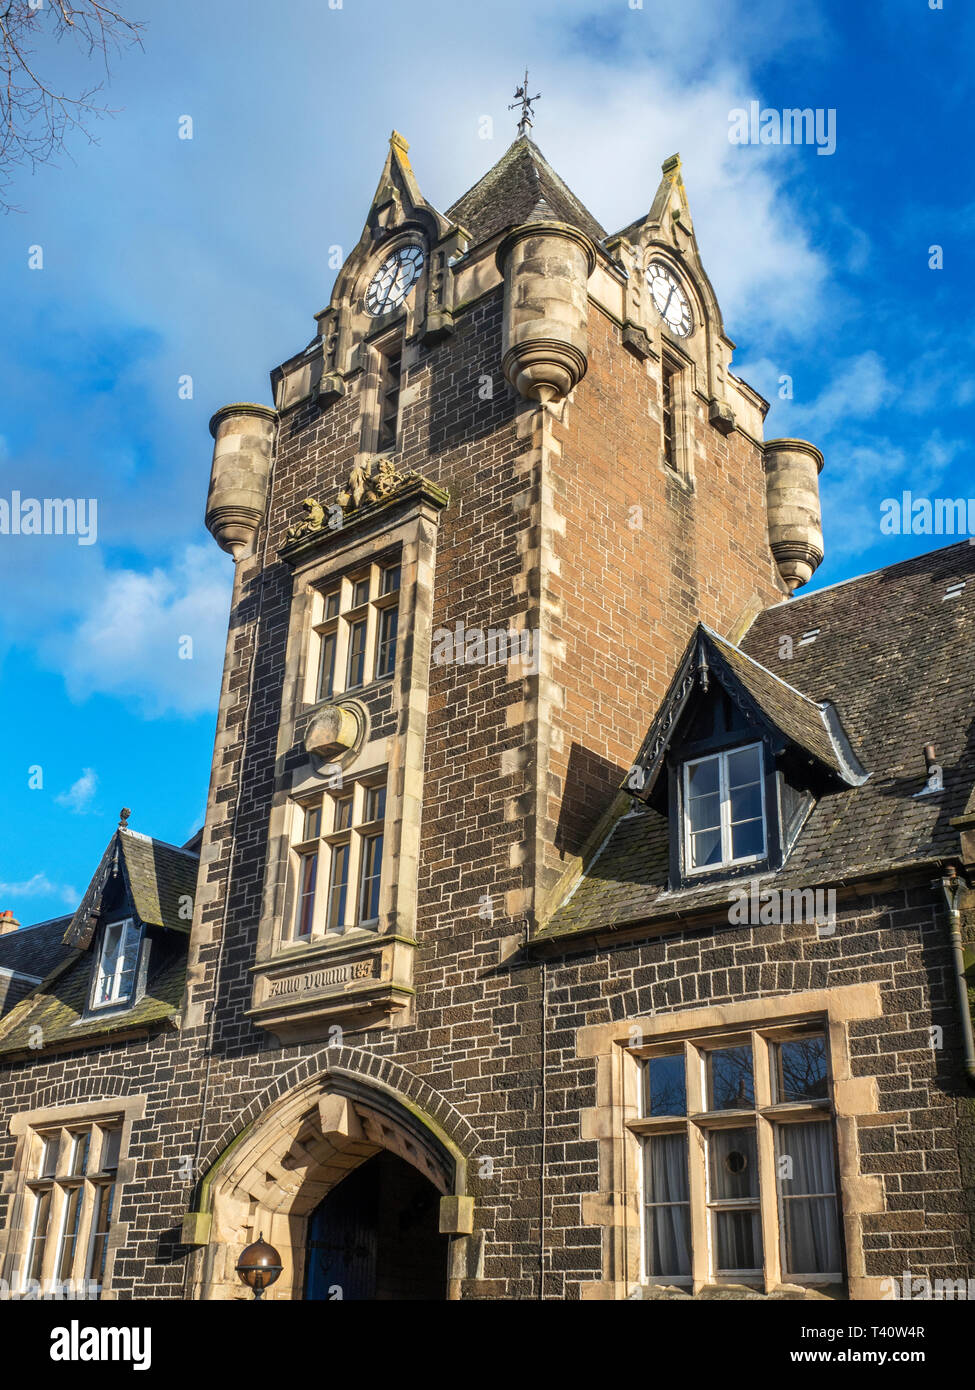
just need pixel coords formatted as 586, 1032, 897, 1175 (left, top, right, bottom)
0, 1, 143, 211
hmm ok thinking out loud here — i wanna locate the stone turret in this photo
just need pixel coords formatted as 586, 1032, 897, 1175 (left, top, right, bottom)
497, 221, 596, 403
764, 437, 825, 591
205, 403, 277, 559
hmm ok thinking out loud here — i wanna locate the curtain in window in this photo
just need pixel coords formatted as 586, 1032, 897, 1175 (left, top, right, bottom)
646, 1134, 691, 1277
779, 1121, 841, 1274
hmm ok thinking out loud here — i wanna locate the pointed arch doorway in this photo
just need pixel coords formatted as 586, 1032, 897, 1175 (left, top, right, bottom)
305, 1149, 446, 1300
194, 1063, 472, 1300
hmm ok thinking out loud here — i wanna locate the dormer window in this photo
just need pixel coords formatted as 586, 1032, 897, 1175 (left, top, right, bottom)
683, 743, 767, 874
91, 919, 142, 1010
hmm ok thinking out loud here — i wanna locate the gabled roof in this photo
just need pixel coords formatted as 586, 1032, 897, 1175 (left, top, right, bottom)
63, 828, 199, 950
626, 623, 866, 802
542, 541, 975, 941
446, 136, 606, 249
0, 827, 197, 1059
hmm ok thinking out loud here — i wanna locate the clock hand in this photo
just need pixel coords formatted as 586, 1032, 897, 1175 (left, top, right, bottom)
661, 285, 676, 320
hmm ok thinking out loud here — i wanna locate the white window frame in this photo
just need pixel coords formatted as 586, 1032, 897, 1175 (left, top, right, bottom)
682, 741, 767, 875
90, 918, 143, 1011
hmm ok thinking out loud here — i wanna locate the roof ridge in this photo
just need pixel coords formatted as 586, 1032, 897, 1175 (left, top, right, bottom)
3, 914, 74, 933
119, 828, 199, 859
761, 537, 975, 612
702, 624, 826, 710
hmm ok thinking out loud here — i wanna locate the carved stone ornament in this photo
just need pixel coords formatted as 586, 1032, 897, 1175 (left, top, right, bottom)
285, 497, 330, 543
337, 456, 413, 512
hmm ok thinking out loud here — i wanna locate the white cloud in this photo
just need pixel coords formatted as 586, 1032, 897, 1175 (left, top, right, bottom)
45, 544, 232, 718
0, 873, 78, 907
55, 768, 98, 815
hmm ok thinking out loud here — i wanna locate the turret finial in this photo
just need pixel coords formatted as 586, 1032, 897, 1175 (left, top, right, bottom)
509, 68, 540, 138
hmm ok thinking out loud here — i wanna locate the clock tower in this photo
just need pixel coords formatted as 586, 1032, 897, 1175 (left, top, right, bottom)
189, 128, 826, 1041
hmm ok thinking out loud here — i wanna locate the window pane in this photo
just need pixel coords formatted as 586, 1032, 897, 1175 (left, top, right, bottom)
714, 1208, 763, 1273
86, 1183, 116, 1286
381, 563, 401, 594
688, 791, 720, 833
644, 1055, 687, 1117
346, 619, 367, 688
726, 744, 762, 788
708, 1046, 755, 1110
303, 804, 322, 841
68, 1132, 90, 1177
333, 796, 353, 831
729, 781, 762, 824
118, 923, 142, 1000
56, 1185, 83, 1283
352, 578, 370, 608
317, 631, 336, 701
100, 1128, 121, 1173
327, 843, 349, 931
365, 785, 386, 822
780, 1121, 840, 1273
95, 924, 122, 1004
776, 1036, 829, 1102
778, 1120, 836, 1197
295, 854, 317, 939
359, 834, 383, 922
708, 1126, 759, 1201
690, 826, 722, 869
730, 817, 764, 860
323, 590, 340, 620
38, 1134, 59, 1178
645, 1134, 691, 1277
687, 757, 719, 797
376, 606, 398, 677
26, 1187, 52, 1285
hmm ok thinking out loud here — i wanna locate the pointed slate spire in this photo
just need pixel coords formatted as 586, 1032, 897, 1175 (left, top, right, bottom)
446, 136, 605, 250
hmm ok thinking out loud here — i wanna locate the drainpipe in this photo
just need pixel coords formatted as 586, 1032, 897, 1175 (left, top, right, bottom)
935, 866, 975, 1085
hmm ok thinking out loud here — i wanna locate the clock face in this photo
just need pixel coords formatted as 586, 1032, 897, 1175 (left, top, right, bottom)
646, 260, 693, 337
365, 245, 425, 317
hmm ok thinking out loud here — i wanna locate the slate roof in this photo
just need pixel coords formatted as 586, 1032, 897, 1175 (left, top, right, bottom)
0, 945, 184, 1059
541, 541, 975, 940
628, 624, 865, 802
0, 829, 198, 1058
63, 829, 199, 950
447, 136, 606, 249
0, 916, 73, 981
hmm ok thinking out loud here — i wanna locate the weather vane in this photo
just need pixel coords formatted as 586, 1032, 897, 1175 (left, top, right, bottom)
509, 68, 540, 138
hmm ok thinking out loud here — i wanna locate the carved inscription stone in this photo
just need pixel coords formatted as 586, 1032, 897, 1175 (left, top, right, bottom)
267, 958, 377, 999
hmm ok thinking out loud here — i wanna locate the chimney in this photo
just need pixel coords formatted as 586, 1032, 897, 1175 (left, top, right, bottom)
0, 910, 21, 936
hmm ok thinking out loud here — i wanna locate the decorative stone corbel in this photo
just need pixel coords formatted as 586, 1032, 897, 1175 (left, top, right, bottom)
708, 397, 736, 435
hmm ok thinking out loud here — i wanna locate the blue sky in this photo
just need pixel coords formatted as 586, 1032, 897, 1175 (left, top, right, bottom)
0, 0, 972, 925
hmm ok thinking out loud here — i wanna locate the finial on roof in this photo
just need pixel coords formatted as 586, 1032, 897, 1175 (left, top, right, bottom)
118, 807, 131, 830
509, 68, 540, 138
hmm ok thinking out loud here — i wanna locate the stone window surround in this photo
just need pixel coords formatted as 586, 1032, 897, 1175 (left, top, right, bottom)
288, 771, 388, 942
575, 984, 888, 1300
658, 340, 697, 489
257, 494, 442, 984
359, 325, 408, 457
632, 1021, 841, 1290
306, 555, 401, 706
0, 1094, 146, 1300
